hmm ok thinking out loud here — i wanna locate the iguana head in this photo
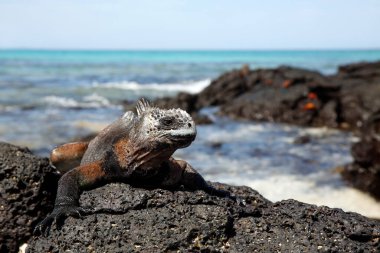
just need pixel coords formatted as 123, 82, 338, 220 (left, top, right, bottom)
127, 99, 196, 152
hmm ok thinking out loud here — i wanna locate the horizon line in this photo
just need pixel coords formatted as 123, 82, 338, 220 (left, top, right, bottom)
1, 47, 380, 52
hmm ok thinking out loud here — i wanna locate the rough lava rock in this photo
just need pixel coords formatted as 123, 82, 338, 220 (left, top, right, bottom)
342, 112, 380, 200
28, 183, 380, 252
0, 142, 378, 252
0, 142, 59, 253
218, 67, 339, 127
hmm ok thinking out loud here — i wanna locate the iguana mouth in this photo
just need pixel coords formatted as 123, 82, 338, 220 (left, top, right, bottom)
168, 129, 196, 141
170, 133, 195, 141
167, 131, 196, 148
171, 134, 196, 142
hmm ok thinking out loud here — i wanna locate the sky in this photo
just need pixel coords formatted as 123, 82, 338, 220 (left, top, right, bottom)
0, 0, 379, 50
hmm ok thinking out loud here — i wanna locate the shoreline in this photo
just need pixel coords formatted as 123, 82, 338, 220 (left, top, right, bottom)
1, 60, 380, 216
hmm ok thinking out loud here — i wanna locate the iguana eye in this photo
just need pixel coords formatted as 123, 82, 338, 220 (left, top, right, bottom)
160, 117, 175, 126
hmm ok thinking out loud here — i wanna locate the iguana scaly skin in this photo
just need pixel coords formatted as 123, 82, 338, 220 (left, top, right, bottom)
34, 99, 236, 236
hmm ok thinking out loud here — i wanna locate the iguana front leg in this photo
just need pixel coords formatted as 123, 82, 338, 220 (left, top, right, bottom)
34, 161, 106, 236
164, 158, 240, 201
50, 142, 89, 174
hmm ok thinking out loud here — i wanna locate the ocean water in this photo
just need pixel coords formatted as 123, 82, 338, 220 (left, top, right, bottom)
1, 49, 380, 218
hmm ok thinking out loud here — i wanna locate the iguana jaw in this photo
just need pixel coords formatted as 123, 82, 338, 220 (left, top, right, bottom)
166, 126, 196, 148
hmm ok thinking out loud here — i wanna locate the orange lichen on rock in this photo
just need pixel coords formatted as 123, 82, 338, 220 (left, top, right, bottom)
307, 92, 318, 100
282, 80, 292, 88
303, 102, 317, 111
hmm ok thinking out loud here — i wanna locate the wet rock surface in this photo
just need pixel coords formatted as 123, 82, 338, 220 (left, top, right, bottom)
0, 142, 59, 253
342, 112, 380, 200
153, 61, 380, 131
28, 182, 380, 252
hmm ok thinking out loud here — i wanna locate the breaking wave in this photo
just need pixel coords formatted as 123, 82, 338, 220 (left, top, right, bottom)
42, 94, 115, 109
92, 79, 210, 94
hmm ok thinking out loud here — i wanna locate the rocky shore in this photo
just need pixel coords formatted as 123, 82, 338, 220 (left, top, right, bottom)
0, 142, 379, 252
153, 61, 380, 131
150, 61, 380, 201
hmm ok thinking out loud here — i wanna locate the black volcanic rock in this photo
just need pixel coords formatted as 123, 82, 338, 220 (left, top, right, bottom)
333, 62, 380, 130
342, 112, 380, 200
0, 142, 377, 252
0, 142, 59, 253
149, 61, 380, 131
28, 183, 380, 252
155, 92, 198, 113
336, 61, 380, 80
198, 66, 329, 108
216, 66, 340, 128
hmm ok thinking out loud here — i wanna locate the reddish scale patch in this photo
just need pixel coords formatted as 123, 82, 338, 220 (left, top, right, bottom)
77, 161, 105, 188
114, 138, 130, 168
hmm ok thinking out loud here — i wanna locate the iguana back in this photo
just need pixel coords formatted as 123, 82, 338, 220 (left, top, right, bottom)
81, 112, 135, 165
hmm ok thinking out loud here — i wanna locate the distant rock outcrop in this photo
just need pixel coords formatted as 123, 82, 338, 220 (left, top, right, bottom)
151, 61, 380, 131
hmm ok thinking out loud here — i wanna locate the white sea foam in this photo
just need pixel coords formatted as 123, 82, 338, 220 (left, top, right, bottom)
218, 173, 380, 219
42, 94, 114, 109
92, 79, 211, 94
83, 93, 112, 106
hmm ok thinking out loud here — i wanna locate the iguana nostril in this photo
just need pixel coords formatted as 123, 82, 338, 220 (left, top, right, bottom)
188, 123, 192, 127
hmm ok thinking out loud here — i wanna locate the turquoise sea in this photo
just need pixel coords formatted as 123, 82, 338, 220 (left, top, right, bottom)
2, 50, 380, 120
1, 49, 380, 217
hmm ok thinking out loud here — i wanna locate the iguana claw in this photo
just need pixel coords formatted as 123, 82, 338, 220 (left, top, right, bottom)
33, 205, 88, 237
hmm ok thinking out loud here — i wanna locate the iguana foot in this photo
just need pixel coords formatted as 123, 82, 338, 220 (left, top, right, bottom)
33, 205, 88, 237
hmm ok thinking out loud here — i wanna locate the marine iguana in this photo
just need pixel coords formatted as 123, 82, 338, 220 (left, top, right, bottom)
34, 99, 237, 236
